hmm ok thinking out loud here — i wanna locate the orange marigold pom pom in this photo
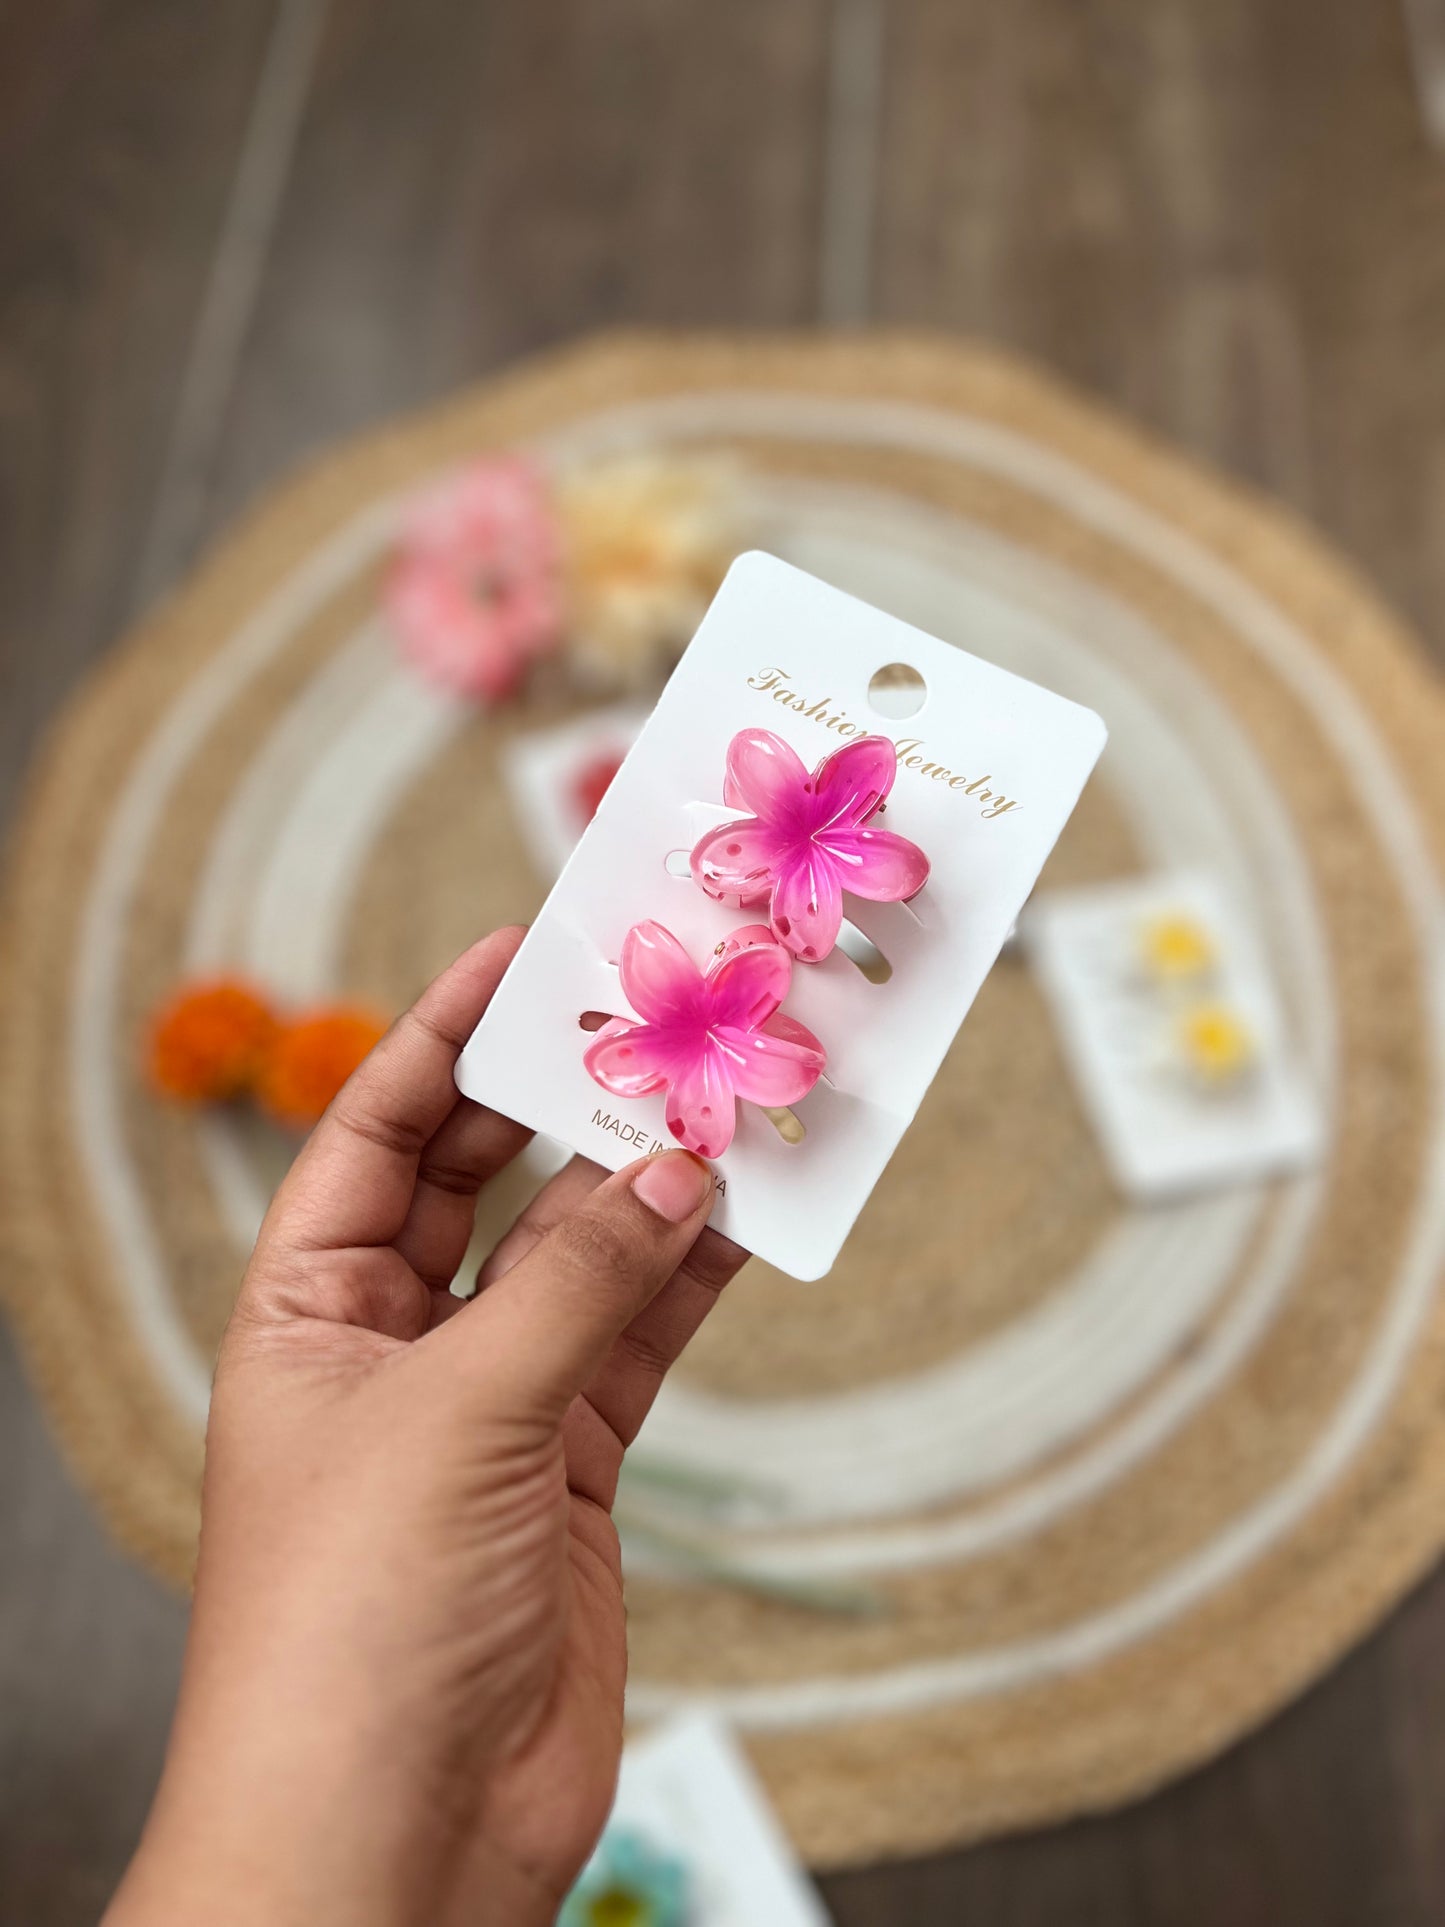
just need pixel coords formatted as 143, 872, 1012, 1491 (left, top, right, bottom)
147, 980, 279, 1103
257, 1006, 388, 1130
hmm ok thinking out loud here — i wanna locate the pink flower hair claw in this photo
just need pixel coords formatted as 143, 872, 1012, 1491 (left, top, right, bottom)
385, 456, 563, 700
689, 729, 930, 963
583, 921, 826, 1159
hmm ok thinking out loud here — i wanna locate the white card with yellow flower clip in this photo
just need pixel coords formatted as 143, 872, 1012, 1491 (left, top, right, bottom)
1026, 872, 1324, 1199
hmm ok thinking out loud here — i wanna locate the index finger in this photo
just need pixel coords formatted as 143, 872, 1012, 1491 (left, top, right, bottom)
272, 926, 525, 1253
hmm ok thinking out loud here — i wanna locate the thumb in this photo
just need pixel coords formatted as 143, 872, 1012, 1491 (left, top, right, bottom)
438, 1151, 717, 1421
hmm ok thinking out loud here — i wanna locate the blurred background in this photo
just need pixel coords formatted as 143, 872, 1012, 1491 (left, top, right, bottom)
5, 2, 1445, 1922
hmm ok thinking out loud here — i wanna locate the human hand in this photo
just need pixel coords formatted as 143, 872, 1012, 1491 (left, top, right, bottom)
108, 927, 746, 1927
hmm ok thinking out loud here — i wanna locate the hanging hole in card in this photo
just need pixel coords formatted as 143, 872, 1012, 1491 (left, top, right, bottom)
867, 661, 927, 720
763, 1106, 807, 1145
578, 1011, 611, 1032
663, 849, 692, 877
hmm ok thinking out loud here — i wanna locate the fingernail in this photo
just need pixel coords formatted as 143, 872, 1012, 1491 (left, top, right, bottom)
631, 1151, 713, 1224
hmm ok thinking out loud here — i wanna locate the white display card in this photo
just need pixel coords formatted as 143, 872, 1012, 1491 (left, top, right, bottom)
1026, 871, 1325, 1198
457, 551, 1107, 1279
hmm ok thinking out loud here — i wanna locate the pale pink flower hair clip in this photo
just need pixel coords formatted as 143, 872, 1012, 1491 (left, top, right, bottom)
583, 921, 825, 1158
689, 729, 930, 962
385, 455, 563, 700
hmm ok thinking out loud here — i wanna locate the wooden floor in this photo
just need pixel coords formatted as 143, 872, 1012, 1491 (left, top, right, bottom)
4, 0, 1445, 1919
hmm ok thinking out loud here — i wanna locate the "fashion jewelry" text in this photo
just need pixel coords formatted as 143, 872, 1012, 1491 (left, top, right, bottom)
745, 666, 1020, 818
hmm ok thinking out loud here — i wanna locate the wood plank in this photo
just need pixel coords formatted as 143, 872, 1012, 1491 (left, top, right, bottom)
0, 0, 288, 817
0, 1326, 187, 1927
875, 0, 1445, 667
0, 5, 282, 1920
193, 0, 832, 551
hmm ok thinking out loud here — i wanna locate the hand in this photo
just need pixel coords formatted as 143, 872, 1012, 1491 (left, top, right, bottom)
107, 927, 747, 1927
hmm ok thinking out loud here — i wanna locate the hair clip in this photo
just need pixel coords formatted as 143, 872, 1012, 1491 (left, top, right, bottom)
1135, 910, 1219, 989
689, 729, 929, 963
583, 920, 825, 1158
1170, 1000, 1257, 1093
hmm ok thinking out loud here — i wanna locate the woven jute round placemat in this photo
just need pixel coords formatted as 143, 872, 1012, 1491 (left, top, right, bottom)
3, 333, 1444, 1868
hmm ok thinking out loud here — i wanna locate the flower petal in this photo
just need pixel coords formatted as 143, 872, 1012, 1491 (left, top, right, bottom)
771, 850, 844, 962
712, 923, 778, 965
761, 1010, 826, 1053
723, 728, 810, 825
583, 1019, 673, 1097
812, 734, 898, 830
663, 1041, 736, 1158
386, 457, 562, 700
714, 1020, 825, 1108
619, 922, 704, 1026
705, 941, 791, 1030
388, 567, 526, 699
690, 817, 786, 904
815, 827, 930, 902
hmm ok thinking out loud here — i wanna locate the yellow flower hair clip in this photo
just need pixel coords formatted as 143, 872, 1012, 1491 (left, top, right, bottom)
1137, 910, 1219, 989
1172, 1000, 1258, 1092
